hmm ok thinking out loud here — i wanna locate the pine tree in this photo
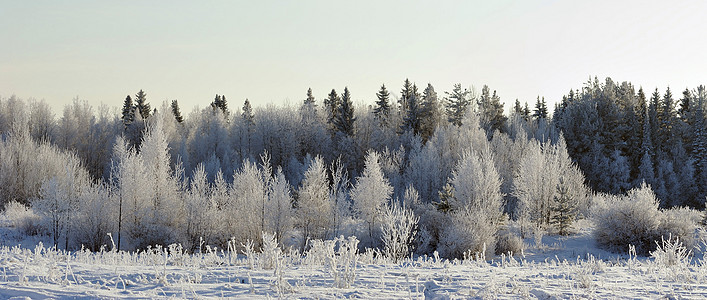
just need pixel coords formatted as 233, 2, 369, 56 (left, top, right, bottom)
334, 87, 356, 136
121, 95, 135, 127
551, 177, 575, 236
135, 89, 151, 120
445, 83, 470, 126
171, 100, 184, 123
374, 84, 391, 122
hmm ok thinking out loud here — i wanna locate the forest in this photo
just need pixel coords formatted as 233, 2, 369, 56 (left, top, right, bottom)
0, 76, 705, 259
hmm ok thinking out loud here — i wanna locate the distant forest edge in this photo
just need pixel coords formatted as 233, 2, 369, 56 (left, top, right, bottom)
0, 76, 705, 255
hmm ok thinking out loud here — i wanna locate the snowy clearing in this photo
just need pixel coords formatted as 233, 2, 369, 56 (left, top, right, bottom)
2, 224, 707, 299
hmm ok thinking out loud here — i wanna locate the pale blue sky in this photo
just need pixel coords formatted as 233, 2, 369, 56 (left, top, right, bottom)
1, 0, 706, 114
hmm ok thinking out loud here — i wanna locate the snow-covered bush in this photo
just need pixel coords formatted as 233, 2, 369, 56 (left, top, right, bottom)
593, 183, 698, 255
380, 202, 418, 262
495, 231, 525, 255
2, 201, 40, 236
438, 209, 497, 259
651, 235, 691, 268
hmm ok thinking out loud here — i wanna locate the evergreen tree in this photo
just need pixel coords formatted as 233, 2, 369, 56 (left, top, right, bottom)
374, 84, 391, 122
334, 87, 356, 136
400, 78, 414, 112
478, 86, 507, 134
649, 88, 661, 153
121, 95, 135, 127
171, 100, 184, 123
324, 89, 340, 129
242, 98, 255, 127
693, 86, 707, 199
211, 94, 228, 115
533, 96, 548, 119
658, 87, 677, 153
445, 83, 470, 126
523, 102, 531, 119
401, 88, 422, 136
134, 89, 151, 120
513, 99, 523, 115
304, 88, 316, 106
551, 177, 575, 236
420, 83, 441, 141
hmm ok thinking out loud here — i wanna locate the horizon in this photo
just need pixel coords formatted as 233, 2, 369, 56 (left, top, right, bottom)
2, 1, 706, 114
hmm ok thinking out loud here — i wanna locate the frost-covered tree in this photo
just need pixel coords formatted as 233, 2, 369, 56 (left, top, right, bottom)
265, 167, 294, 246
445, 83, 470, 126
296, 156, 333, 245
438, 148, 503, 258
350, 151, 393, 247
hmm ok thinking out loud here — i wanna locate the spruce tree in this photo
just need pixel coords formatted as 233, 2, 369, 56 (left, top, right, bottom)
135, 90, 151, 120
334, 87, 355, 136
304, 88, 316, 106
533, 96, 548, 119
420, 83, 440, 141
400, 79, 414, 112
401, 89, 422, 135
242, 98, 255, 127
444, 83, 470, 126
478, 86, 506, 134
171, 100, 184, 123
211, 94, 228, 115
551, 177, 575, 236
324, 89, 340, 129
374, 84, 391, 122
121, 95, 135, 127
513, 99, 523, 115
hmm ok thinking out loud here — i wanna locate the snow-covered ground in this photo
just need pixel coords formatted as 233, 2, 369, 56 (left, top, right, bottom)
1, 219, 706, 299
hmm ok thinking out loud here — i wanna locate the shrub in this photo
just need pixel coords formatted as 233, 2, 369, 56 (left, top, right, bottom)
495, 231, 525, 255
2, 201, 41, 236
380, 203, 418, 262
592, 184, 697, 255
438, 209, 497, 259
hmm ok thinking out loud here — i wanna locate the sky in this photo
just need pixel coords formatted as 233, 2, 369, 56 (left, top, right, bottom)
1, 0, 706, 115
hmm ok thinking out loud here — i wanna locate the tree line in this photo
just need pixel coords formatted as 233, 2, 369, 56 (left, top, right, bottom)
0, 76, 704, 257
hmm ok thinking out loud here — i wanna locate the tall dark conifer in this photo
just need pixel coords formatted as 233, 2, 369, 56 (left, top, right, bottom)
334, 87, 355, 136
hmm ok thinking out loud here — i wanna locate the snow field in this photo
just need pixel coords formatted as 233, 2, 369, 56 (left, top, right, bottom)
1, 228, 707, 299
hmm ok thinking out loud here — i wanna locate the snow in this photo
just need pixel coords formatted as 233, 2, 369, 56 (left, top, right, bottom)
1, 219, 707, 299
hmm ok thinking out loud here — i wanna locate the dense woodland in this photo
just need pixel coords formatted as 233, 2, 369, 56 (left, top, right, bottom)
0, 77, 705, 258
